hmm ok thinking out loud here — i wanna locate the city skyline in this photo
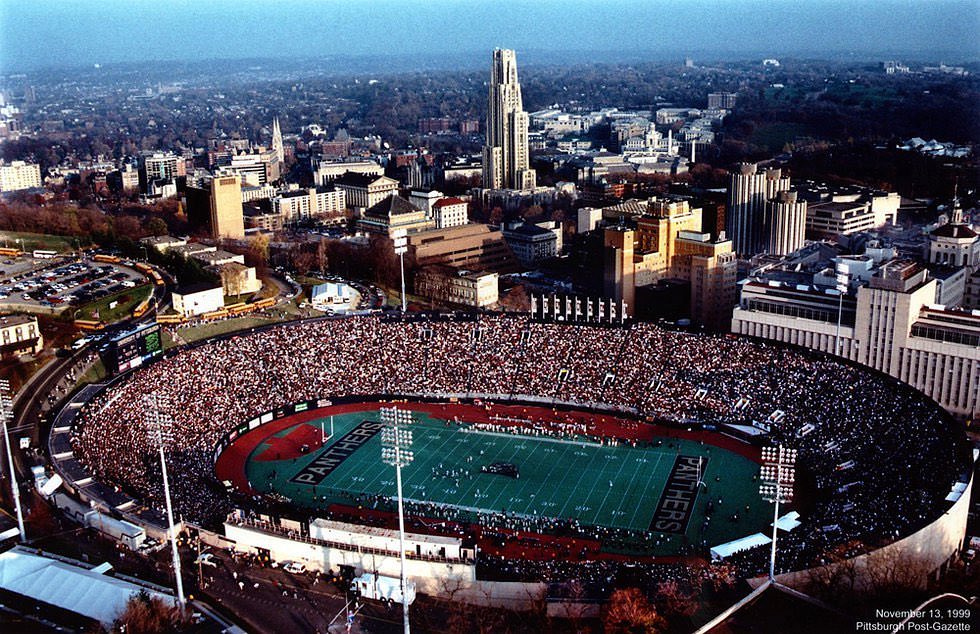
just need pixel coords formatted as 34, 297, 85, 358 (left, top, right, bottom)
1, 0, 978, 73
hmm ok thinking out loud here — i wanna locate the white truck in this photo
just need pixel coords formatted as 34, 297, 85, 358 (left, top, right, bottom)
83, 510, 146, 551
351, 573, 416, 605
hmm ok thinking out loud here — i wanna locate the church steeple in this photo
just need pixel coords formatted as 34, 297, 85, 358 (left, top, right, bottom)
951, 181, 963, 225
271, 117, 284, 168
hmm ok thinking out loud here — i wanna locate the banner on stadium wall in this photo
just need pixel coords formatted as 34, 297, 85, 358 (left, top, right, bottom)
211, 398, 341, 465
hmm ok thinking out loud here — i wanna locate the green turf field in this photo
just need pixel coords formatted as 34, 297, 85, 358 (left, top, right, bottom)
244, 409, 770, 552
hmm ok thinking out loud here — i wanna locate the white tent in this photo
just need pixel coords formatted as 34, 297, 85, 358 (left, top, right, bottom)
772, 510, 801, 532
710, 533, 772, 561
0, 548, 172, 626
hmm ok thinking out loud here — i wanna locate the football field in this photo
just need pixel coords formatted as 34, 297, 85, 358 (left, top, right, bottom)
241, 408, 769, 551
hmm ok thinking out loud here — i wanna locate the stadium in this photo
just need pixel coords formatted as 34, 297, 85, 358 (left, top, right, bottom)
58, 313, 972, 602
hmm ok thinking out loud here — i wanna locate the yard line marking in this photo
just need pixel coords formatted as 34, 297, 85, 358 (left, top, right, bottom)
628, 449, 666, 530
609, 451, 647, 529
593, 447, 632, 528
556, 443, 602, 522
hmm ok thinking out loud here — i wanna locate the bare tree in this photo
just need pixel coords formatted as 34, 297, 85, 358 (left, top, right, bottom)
113, 590, 189, 633
604, 588, 666, 634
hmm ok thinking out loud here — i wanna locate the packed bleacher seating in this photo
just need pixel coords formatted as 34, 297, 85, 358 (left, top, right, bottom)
70, 314, 968, 579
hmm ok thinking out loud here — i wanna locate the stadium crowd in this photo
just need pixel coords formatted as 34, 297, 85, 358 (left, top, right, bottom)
70, 314, 968, 577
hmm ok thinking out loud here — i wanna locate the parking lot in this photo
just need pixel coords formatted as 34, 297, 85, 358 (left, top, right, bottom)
0, 257, 148, 314
0, 254, 52, 280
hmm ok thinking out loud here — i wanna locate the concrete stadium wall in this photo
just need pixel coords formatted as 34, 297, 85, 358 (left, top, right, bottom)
748, 470, 973, 594
223, 522, 476, 585
221, 522, 547, 609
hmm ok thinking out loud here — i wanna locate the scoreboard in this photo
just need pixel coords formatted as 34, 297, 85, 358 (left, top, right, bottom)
101, 323, 164, 375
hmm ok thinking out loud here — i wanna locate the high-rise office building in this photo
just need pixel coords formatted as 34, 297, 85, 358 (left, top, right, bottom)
725, 163, 790, 256
603, 199, 738, 329
216, 149, 280, 186
763, 190, 808, 256
209, 176, 245, 239
482, 49, 536, 191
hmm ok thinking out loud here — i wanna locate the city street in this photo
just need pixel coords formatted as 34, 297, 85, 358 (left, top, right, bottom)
194, 548, 402, 634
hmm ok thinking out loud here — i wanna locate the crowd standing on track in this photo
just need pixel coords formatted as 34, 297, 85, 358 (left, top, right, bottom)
70, 314, 967, 580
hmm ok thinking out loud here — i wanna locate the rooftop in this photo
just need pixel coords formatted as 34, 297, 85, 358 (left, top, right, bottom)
174, 281, 222, 296
433, 197, 467, 208
0, 314, 36, 327
504, 222, 556, 238
363, 195, 422, 220
334, 172, 396, 188
931, 223, 977, 239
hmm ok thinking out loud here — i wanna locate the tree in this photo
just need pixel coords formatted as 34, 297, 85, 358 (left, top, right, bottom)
604, 588, 666, 634
499, 283, 530, 312
247, 233, 270, 267
114, 590, 187, 633
292, 250, 317, 276
144, 217, 168, 236
316, 237, 329, 274
488, 206, 504, 226
653, 580, 699, 620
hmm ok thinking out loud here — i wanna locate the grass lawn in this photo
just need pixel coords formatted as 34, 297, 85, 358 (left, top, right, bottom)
175, 314, 295, 344
748, 122, 816, 153
74, 359, 106, 389
0, 231, 87, 253
161, 328, 177, 350
75, 284, 153, 323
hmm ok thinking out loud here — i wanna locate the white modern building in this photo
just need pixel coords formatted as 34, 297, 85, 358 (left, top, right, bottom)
171, 283, 225, 317
313, 159, 383, 186
0, 160, 42, 192
272, 187, 346, 224
763, 190, 808, 256
432, 197, 469, 229
733, 258, 980, 419
726, 163, 791, 256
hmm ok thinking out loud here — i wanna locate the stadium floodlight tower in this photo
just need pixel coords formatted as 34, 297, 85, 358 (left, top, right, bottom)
144, 394, 186, 610
759, 445, 796, 581
0, 380, 25, 541
380, 406, 414, 634
834, 262, 850, 356
393, 228, 408, 312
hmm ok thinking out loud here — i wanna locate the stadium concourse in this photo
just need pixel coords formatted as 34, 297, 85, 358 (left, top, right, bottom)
69, 313, 969, 584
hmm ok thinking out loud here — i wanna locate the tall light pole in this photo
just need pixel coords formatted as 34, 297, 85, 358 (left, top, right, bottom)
760, 445, 796, 581
0, 380, 25, 541
145, 394, 186, 609
380, 406, 414, 634
834, 262, 849, 357
393, 229, 408, 313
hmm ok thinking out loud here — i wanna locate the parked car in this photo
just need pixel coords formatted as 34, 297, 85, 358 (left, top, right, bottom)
282, 561, 307, 574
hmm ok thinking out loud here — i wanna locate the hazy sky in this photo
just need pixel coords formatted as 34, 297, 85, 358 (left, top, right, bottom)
1, 0, 978, 72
